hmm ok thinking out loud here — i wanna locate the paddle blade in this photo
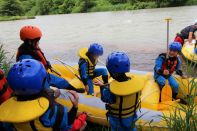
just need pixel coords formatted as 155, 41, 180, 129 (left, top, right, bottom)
161, 84, 172, 102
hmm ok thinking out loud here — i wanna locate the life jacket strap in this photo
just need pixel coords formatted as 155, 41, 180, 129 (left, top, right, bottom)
107, 93, 140, 118
53, 104, 64, 131
0, 82, 9, 97
30, 120, 38, 131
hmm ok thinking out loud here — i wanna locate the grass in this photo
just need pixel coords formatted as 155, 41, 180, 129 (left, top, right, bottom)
0, 44, 13, 75
160, 60, 197, 131
86, 60, 197, 130
0, 16, 35, 22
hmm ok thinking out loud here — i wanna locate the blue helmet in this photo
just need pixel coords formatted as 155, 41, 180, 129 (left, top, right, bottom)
7, 59, 47, 96
169, 42, 182, 52
88, 43, 103, 56
106, 52, 130, 74
194, 48, 197, 54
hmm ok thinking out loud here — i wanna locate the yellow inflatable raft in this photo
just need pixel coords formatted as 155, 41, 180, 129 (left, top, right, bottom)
182, 42, 197, 63
51, 64, 196, 130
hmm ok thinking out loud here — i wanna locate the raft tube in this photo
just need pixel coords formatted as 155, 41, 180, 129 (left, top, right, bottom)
51, 64, 196, 130
182, 42, 197, 63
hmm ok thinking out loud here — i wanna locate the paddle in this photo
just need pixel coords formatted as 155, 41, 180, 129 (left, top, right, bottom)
55, 58, 109, 86
161, 18, 173, 102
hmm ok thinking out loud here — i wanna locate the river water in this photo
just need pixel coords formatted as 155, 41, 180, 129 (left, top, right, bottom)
0, 6, 196, 71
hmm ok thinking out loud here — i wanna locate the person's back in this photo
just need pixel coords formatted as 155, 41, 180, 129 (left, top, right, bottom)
96, 52, 143, 131
180, 25, 197, 39
174, 20, 197, 45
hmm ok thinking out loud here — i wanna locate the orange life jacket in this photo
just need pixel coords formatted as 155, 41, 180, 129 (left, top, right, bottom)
16, 44, 49, 69
161, 54, 178, 74
0, 69, 12, 104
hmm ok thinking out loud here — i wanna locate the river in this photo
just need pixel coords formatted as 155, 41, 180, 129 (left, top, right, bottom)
0, 6, 196, 71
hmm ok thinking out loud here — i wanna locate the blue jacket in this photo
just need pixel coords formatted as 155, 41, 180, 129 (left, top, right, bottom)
40, 104, 71, 130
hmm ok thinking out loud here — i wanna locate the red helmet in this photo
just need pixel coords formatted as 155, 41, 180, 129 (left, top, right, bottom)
20, 26, 42, 41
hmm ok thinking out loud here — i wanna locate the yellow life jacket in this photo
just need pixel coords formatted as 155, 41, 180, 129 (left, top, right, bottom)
107, 73, 146, 118
0, 97, 52, 131
78, 48, 97, 77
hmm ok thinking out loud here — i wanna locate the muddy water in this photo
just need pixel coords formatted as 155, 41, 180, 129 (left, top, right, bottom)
0, 6, 197, 71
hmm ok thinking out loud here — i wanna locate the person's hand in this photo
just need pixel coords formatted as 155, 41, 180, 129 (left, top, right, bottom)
54, 89, 61, 99
182, 75, 187, 79
163, 70, 169, 75
85, 85, 89, 93
68, 90, 79, 108
93, 81, 104, 87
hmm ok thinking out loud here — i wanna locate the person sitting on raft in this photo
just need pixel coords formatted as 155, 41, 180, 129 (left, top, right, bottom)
0, 68, 12, 105
16, 26, 84, 93
174, 20, 197, 45
0, 68, 13, 130
95, 52, 143, 131
0, 59, 87, 131
78, 43, 108, 95
154, 42, 184, 100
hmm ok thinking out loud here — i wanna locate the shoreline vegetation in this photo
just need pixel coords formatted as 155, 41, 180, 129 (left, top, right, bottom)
0, 0, 197, 21
0, 16, 35, 21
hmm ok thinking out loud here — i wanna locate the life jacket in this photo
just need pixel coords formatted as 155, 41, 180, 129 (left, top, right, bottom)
0, 69, 12, 104
106, 73, 145, 119
0, 97, 66, 131
78, 48, 97, 78
160, 53, 178, 74
174, 35, 184, 46
16, 44, 49, 69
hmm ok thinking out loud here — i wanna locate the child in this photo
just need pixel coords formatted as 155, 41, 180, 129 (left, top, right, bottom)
95, 52, 143, 131
154, 42, 184, 99
0, 59, 83, 131
0, 68, 12, 104
17, 26, 84, 93
0, 68, 13, 131
78, 43, 108, 95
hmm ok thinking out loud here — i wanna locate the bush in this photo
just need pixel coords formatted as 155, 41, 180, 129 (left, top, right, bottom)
0, 44, 13, 76
0, 0, 23, 16
161, 60, 197, 131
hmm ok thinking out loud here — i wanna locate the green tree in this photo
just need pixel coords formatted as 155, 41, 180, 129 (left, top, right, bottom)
0, 0, 23, 16
36, 0, 53, 15
59, 0, 75, 14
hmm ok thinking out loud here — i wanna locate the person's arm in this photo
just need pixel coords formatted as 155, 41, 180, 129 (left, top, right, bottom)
100, 86, 115, 104
175, 57, 183, 77
78, 59, 88, 86
188, 32, 193, 43
67, 106, 78, 125
154, 56, 164, 75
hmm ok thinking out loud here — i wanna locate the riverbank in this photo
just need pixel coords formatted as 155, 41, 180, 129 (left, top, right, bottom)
0, 16, 35, 22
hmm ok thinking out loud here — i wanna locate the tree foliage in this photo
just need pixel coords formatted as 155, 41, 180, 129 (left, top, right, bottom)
0, 0, 23, 16
0, 0, 195, 16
